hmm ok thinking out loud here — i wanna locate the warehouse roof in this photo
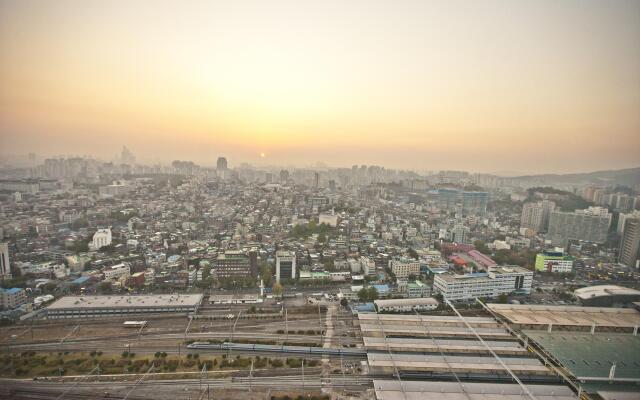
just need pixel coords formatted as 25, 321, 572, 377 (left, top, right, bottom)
363, 337, 527, 354
574, 285, 640, 300
47, 294, 203, 310
358, 313, 499, 326
488, 303, 640, 328
367, 353, 549, 373
524, 331, 640, 382
374, 297, 438, 308
373, 380, 576, 400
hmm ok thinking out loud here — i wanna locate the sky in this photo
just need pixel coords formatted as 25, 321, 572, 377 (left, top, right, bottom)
1, 0, 639, 174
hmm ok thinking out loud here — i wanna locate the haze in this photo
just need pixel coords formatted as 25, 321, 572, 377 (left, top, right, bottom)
1, 0, 639, 174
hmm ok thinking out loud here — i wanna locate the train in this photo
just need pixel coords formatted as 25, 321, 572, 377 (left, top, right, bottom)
186, 341, 366, 357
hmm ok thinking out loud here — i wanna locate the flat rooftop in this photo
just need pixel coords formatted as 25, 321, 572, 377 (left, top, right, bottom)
358, 313, 500, 326
363, 337, 527, 354
524, 331, 640, 382
373, 380, 576, 400
47, 294, 203, 310
360, 324, 513, 339
574, 285, 640, 300
488, 304, 640, 328
367, 353, 549, 374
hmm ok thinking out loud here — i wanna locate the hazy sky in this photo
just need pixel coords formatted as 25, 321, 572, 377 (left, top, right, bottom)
1, 0, 639, 174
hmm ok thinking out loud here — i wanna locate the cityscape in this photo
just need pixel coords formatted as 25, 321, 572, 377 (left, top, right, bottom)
1, 1, 640, 400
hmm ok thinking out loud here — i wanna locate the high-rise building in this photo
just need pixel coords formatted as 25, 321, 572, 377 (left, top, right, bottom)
437, 188, 459, 211
120, 146, 136, 164
276, 251, 296, 283
617, 210, 640, 235
462, 191, 488, 215
0, 242, 11, 281
619, 219, 640, 268
92, 228, 112, 250
451, 224, 469, 244
279, 170, 289, 182
547, 207, 611, 246
216, 157, 228, 170
520, 200, 556, 232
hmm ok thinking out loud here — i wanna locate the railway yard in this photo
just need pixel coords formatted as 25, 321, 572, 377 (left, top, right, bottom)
1, 295, 639, 399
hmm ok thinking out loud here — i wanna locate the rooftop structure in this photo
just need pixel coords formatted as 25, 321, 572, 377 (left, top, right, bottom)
367, 353, 551, 375
573, 285, 640, 307
363, 337, 528, 356
46, 294, 203, 318
524, 331, 640, 393
374, 297, 438, 312
467, 249, 497, 269
373, 380, 576, 400
488, 303, 640, 330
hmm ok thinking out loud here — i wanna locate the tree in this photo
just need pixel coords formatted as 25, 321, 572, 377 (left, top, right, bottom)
496, 293, 508, 304
260, 263, 273, 287
272, 282, 283, 298
340, 298, 348, 307
358, 287, 378, 302
201, 265, 211, 280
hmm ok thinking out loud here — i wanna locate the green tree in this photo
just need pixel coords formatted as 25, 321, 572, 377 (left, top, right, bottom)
272, 282, 283, 298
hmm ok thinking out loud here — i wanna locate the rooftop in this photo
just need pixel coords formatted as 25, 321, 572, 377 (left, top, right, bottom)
374, 297, 438, 307
524, 331, 640, 391
47, 294, 203, 310
574, 285, 640, 300
373, 380, 576, 400
488, 304, 640, 328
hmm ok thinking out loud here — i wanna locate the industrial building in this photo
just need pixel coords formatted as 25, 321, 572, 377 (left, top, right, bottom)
573, 285, 640, 307
209, 294, 263, 304
524, 331, 640, 394
363, 337, 528, 356
374, 297, 439, 312
367, 352, 552, 376
487, 303, 640, 332
45, 294, 203, 319
358, 313, 514, 340
373, 380, 576, 400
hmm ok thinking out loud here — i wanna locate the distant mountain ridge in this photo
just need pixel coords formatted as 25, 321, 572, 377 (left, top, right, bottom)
511, 167, 640, 187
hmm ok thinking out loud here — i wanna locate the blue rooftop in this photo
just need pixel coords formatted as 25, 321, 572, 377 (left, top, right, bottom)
71, 276, 91, 284
372, 284, 390, 293
2, 288, 23, 294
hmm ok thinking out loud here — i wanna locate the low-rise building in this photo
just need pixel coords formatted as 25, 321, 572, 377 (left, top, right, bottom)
407, 280, 432, 298
535, 250, 574, 273
389, 259, 420, 279
433, 266, 533, 301
103, 263, 130, 281
45, 294, 203, 319
0, 287, 27, 310
374, 297, 439, 312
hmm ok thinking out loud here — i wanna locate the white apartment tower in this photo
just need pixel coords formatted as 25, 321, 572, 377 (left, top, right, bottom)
0, 242, 11, 281
92, 228, 112, 250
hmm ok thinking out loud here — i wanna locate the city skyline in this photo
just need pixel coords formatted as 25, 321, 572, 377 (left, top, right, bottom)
1, 0, 640, 174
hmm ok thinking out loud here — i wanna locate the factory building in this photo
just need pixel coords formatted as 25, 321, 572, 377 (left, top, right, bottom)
45, 294, 203, 319
374, 297, 438, 313
573, 285, 640, 307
